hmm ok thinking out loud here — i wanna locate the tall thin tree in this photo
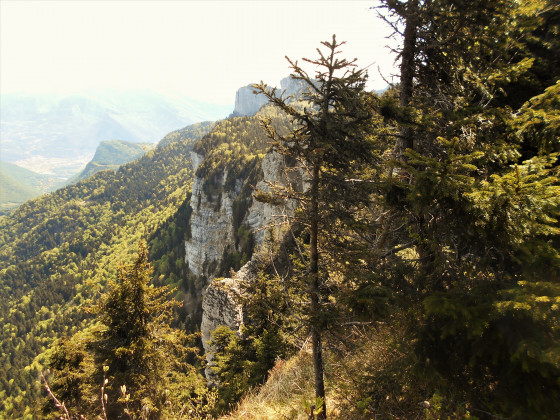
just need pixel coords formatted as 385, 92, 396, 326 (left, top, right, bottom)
253, 35, 377, 419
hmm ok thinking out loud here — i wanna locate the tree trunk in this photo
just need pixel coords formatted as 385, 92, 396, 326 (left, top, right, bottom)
398, 0, 419, 156
309, 162, 326, 419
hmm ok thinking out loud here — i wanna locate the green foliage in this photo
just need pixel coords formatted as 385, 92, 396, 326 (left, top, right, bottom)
0, 166, 41, 212
210, 252, 299, 413
44, 243, 209, 419
211, 324, 287, 413
92, 242, 199, 418
516, 81, 560, 154
0, 123, 203, 418
148, 194, 196, 328
69, 140, 155, 184
377, 0, 560, 417
193, 109, 289, 196
0, 2, 558, 417
157, 121, 216, 148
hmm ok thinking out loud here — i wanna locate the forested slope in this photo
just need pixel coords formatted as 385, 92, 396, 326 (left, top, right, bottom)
67, 140, 154, 184
0, 125, 204, 417
0, 108, 289, 417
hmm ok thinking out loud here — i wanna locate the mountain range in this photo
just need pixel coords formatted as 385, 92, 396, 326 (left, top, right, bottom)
0, 89, 231, 177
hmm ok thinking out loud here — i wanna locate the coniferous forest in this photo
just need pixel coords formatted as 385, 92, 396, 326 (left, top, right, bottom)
0, 1, 559, 419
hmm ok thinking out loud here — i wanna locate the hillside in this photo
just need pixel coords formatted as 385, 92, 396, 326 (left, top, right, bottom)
0, 123, 204, 417
0, 162, 63, 215
0, 168, 39, 212
157, 120, 217, 148
67, 140, 155, 184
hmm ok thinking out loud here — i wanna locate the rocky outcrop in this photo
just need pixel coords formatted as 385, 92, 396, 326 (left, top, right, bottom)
194, 149, 305, 382
231, 76, 311, 117
200, 259, 260, 381
247, 150, 304, 243
279, 76, 309, 100
184, 145, 301, 284
232, 86, 269, 117
190, 151, 204, 173
184, 171, 242, 278
184, 84, 308, 381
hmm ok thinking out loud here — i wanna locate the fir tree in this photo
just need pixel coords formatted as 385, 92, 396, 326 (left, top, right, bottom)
376, 0, 560, 416
44, 243, 203, 419
253, 35, 378, 419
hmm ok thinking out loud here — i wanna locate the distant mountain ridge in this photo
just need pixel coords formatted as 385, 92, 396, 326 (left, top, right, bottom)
68, 140, 156, 185
0, 90, 231, 176
0, 161, 62, 215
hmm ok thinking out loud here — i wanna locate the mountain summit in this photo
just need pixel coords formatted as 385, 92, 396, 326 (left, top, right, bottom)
231, 76, 308, 117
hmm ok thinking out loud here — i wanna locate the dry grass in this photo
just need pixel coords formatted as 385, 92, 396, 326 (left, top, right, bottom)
218, 320, 431, 420
219, 344, 316, 419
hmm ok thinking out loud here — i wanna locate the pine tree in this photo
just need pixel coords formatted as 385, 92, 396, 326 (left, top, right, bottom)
91, 241, 197, 418
253, 35, 378, 419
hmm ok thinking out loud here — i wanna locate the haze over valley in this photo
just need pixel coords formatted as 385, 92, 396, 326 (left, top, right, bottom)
0, 89, 231, 176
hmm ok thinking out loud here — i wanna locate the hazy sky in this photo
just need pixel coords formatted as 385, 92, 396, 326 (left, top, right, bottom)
1, 1, 398, 105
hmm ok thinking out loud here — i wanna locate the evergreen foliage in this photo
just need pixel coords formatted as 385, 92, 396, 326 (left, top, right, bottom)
253, 35, 380, 419
158, 121, 217, 148
43, 243, 207, 419
373, 0, 560, 416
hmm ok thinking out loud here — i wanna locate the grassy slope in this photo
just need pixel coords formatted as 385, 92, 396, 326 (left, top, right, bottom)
222, 320, 442, 420
0, 169, 39, 206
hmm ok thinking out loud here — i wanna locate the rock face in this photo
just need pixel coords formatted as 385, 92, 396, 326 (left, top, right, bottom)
231, 76, 311, 117
185, 148, 303, 283
232, 86, 270, 117
200, 260, 260, 381
279, 76, 309, 100
193, 148, 304, 382
247, 150, 305, 243
185, 82, 308, 381
190, 151, 204, 173
184, 170, 238, 278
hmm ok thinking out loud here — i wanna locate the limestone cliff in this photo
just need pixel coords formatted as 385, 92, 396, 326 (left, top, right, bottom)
184, 169, 241, 279
232, 85, 269, 117
182, 92, 305, 380
231, 76, 309, 117
200, 259, 260, 380
185, 144, 303, 276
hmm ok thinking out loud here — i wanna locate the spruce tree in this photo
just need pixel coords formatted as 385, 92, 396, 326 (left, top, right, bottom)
253, 35, 378, 419
376, 0, 560, 415
44, 243, 201, 419
92, 241, 197, 418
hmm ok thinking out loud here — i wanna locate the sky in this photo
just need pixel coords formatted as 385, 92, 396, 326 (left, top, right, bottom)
0, 1, 398, 106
